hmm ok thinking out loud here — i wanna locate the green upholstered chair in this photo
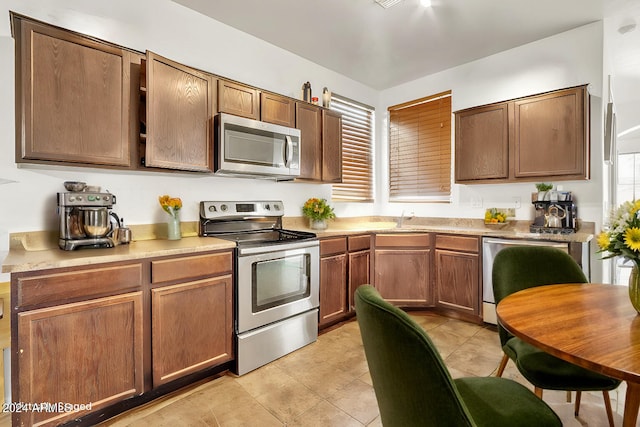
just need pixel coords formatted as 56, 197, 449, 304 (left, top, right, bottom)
355, 285, 561, 427
492, 246, 620, 427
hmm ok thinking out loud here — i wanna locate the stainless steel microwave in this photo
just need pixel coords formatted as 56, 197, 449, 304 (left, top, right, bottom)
215, 113, 301, 180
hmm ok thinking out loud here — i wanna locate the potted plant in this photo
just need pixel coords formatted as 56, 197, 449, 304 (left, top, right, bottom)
302, 198, 336, 230
535, 183, 553, 201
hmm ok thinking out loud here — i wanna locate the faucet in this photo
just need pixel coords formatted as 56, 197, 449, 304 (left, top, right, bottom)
396, 210, 415, 228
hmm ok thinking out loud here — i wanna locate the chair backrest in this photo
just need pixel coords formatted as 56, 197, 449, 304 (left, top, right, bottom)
492, 246, 587, 345
355, 285, 475, 427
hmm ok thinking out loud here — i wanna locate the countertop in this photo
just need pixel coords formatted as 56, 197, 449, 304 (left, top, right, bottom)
2, 217, 594, 274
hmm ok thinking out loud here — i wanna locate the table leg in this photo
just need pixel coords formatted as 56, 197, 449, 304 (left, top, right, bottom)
623, 381, 640, 427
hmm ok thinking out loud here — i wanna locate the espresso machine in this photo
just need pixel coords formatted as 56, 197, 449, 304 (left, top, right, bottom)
57, 183, 118, 250
530, 191, 578, 234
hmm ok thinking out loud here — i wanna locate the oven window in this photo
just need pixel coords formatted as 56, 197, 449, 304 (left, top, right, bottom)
252, 253, 311, 312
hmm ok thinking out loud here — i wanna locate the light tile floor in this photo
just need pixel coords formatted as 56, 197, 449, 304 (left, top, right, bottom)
101, 313, 626, 426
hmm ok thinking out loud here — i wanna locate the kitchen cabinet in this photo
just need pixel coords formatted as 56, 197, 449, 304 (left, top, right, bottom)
374, 233, 433, 307
150, 252, 234, 386
322, 109, 343, 183
455, 103, 509, 181
296, 103, 343, 182
261, 92, 295, 127
12, 263, 145, 427
454, 85, 589, 184
347, 234, 372, 311
434, 234, 481, 323
143, 51, 215, 172
319, 237, 348, 327
12, 14, 136, 168
218, 79, 260, 119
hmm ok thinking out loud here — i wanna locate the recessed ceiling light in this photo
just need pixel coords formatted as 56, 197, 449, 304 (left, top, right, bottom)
420, 0, 432, 6
374, 0, 403, 9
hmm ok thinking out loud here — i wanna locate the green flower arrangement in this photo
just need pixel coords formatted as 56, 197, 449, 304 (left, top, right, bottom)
597, 200, 640, 268
302, 198, 336, 221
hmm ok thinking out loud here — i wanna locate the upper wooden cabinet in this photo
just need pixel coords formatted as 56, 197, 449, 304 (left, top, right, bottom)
322, 109, 343, 183
296, 102, 342, 182
144, 51, 214, 172
261, 92, 295, 127
513, 87, 588, 179
13, 15, 135, 167
218, 79, 260, 119
455, 103, 509, 181
296, 102, 323, 180
455, 85, 589, 184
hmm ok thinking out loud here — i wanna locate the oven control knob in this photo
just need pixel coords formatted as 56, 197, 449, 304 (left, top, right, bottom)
220, 204, 228, 212
208, 205, 217, 212
264, 204, 270, 210
274, 204, 281, 211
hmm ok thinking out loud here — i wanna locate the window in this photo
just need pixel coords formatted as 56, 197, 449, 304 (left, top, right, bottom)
331, 94, 375, 202
615, 152, 640, 284
388, 91, 452, 202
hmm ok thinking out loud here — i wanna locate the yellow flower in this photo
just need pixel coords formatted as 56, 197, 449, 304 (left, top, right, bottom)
632, 200, 640, 215
624, 227, 640, 252
596, 232, 610, 251
159, 195, 182, 217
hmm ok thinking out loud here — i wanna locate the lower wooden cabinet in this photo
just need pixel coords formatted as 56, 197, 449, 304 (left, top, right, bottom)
151, 275, 233, 386
17, 292, 144, 427
374, 234, 432, 307
319, 235, 371, 328
434, 234, 481, 322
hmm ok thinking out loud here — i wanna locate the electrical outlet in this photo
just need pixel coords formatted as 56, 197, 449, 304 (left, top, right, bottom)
513, 196, 521, 209
471, 197, 483, 208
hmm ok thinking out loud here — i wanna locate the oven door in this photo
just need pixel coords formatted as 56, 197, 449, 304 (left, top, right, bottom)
236, 240, 319, 334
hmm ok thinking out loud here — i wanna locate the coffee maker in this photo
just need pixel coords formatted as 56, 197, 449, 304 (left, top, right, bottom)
58, 188, 118, 250
530, 191, 578, 234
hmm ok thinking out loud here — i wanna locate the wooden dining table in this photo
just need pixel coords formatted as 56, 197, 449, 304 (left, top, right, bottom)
496, 283, 640, 427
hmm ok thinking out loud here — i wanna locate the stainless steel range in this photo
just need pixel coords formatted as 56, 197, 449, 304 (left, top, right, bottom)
199, 201, 319, 375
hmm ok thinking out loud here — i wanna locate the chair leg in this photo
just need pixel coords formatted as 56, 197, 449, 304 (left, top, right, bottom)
566, 390, 572, 402
496, 353, 509, 377
574, 391, 581, 416
534, 387, 543, 398
602, 390, 615, 427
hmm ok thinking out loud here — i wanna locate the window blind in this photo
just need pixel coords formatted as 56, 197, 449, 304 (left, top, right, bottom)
388, 91, 452, 202
331, 94, 375, 202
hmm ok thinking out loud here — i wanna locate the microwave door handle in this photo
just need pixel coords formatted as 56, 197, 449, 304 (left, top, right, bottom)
284, 135, 293, 167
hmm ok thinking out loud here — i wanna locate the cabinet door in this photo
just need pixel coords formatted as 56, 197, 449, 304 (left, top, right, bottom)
17, 292, 144, 427
514, 86, 588, 179
319, 253, 347, 327
348, 249, 370, 311
151, 275, 233, 386
145, 51, 214, 172
374, 249, 432, 306
261, 92, 295, 127
296, 102, 323, 180
455, 103, 509, 182
218, 79, 259, 119
15, 17, 132, 167
435, 249, 479, 316
322, 109, 343, 182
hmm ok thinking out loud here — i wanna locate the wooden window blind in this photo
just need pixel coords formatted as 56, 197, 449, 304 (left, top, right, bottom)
388, 91, 452, 202
331, 94, 375, 202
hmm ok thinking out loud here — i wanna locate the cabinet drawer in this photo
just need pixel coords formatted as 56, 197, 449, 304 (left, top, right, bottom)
151, 251, 233, 284
435, 234, 479, 253
348, 235, 371, 252
375, 233, 431, 248
320, 237, 347, 256
16, 263, 143, 308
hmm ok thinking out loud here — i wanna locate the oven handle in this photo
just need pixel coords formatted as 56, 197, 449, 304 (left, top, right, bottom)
238, 239, 319, 256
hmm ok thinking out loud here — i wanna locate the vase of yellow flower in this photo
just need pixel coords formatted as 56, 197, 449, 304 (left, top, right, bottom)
302, 198, 336, 230
597, 199, 640, 313
159, 195, 183, 240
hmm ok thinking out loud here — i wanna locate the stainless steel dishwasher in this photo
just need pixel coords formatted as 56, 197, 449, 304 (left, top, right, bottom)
482, 237, 570, 324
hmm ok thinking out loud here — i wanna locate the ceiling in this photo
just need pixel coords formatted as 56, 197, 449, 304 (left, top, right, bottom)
174, 0, 639, 139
